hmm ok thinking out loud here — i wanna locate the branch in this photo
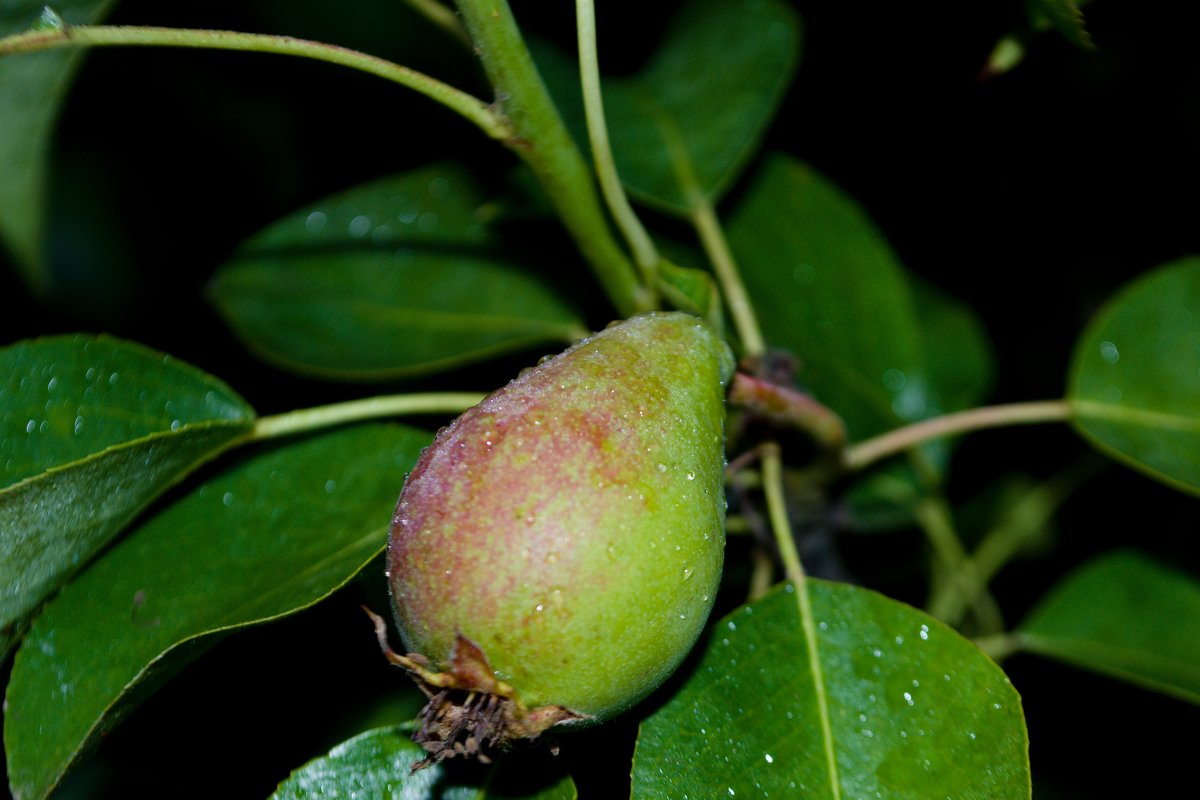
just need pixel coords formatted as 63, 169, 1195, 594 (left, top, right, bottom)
0, 24, 511, 140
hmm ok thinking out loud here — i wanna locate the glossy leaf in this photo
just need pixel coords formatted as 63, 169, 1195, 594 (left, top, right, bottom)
0, 1, 120, 290
537, 0, 800, 214
4, 423, 430, 800
209, 164, 586, 380
728, 155, 927, 440
1017, 551, 1200, 704
271, 726, 577, 799
0, 335, 255, 657
1067, 257, 1200, 494
632, 581, 1029, 799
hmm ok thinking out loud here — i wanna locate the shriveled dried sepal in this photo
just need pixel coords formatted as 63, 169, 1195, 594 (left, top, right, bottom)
364, 607, 587, 770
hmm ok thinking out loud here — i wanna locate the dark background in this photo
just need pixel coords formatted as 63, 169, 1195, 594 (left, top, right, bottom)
2, 1, 1198, 797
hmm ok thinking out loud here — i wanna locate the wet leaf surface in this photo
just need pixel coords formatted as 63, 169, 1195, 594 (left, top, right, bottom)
632, 581, 1029, 799
209, 163, 585, 380
4, 423, 430, 800
1068, 257, 1200, 494
0, 334, 254, 657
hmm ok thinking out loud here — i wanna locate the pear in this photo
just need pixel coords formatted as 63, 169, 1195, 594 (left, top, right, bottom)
380, 311, 733, 766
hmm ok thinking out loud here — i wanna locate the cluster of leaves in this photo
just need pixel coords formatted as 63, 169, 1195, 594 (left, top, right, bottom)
1, 0, 1197, 798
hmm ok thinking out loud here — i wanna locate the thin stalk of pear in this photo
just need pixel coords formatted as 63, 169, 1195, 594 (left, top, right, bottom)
0, 24, 508, 141
576, 0, 660, 285
660, 124, 767, 358
761, 442, 842, 800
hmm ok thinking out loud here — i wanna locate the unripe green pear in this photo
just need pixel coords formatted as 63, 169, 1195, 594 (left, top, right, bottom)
382, 312, 733, 764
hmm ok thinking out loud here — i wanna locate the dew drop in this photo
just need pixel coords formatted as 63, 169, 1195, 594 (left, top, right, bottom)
686, 471, 696, 480
305, 211, 327, 233
33, 7, 66, 31
348, 214, 371, 238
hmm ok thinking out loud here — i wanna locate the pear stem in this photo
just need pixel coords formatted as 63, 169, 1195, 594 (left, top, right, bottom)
690, 195, 766, 358
575, 0, 660, 279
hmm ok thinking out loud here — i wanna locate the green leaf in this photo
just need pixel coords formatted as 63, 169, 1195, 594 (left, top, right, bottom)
271, 726, 577, 799
0, 335, 255, 657
728, 155, 927, 440
1067, 257, 1200, 494
0, 1, 120, 291
633, 581, 1029, 799
1026, 0, 1092, 48
208, 163, 586, 381
4, 423, 430, 800
537, 0, 800, 214
1017, 551, 1200, 704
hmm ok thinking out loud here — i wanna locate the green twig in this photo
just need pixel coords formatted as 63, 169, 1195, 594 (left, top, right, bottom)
251, 392, 485, 441
933, 458, 1104, 629
760, 443, 840, 800
453, 0, 653, 317
575, 0, 660, 278
915, 494, 1003, 631
0, 24, 510, 140
843, 400, 1072, 472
